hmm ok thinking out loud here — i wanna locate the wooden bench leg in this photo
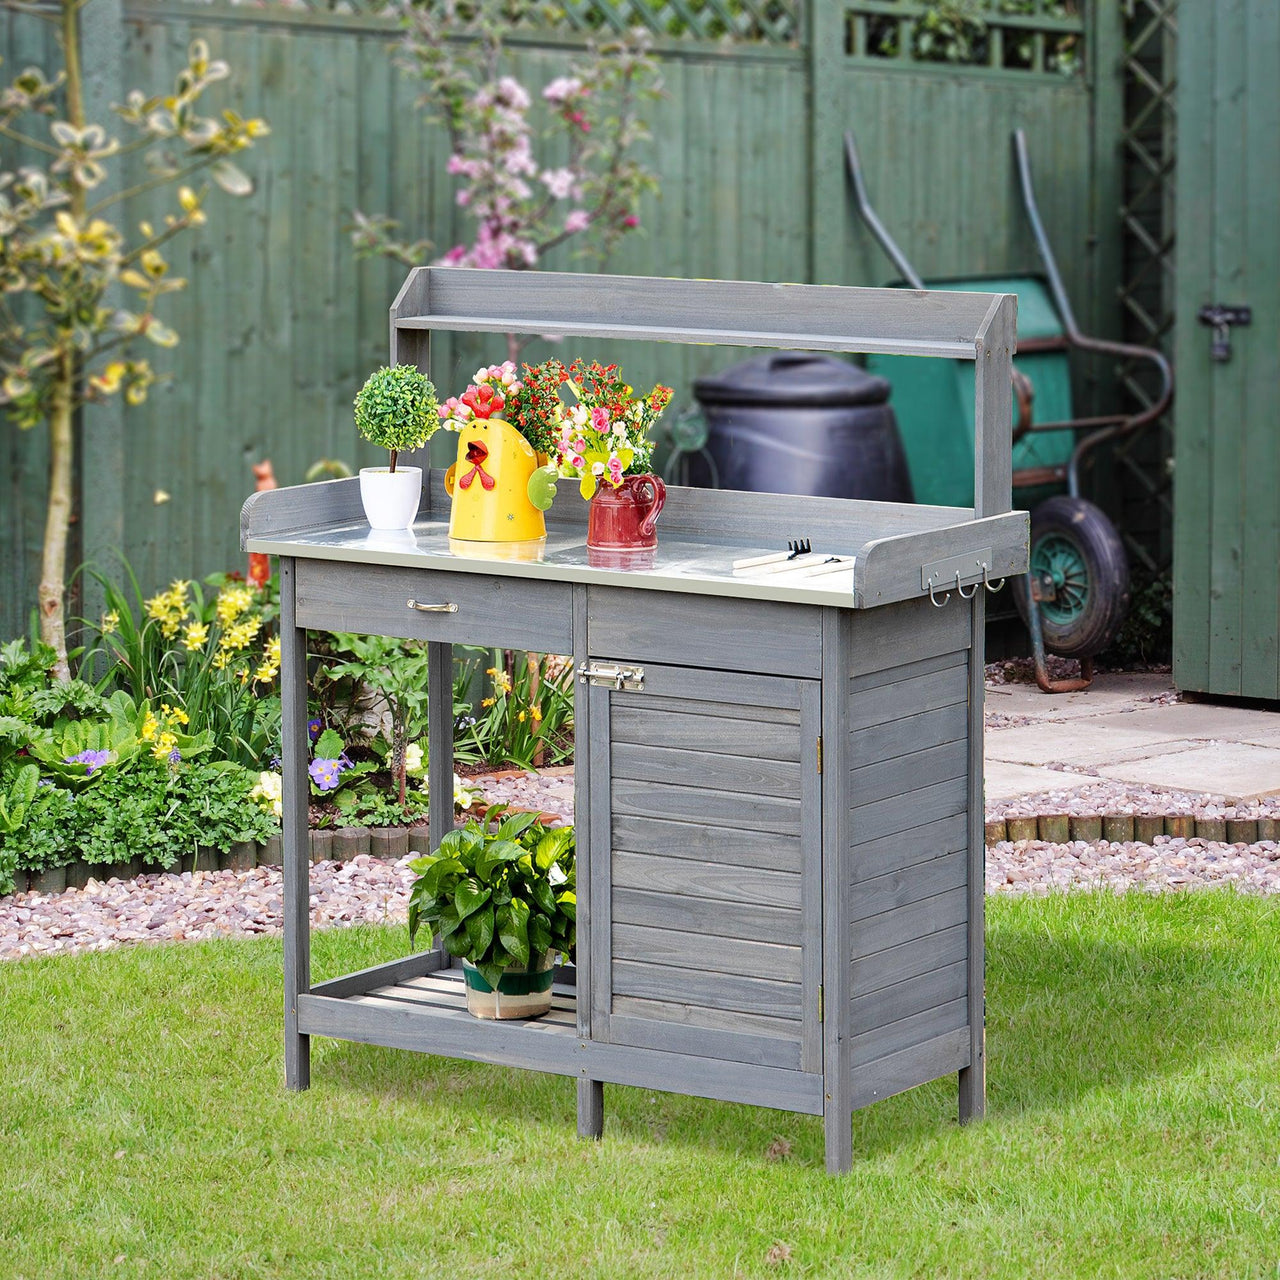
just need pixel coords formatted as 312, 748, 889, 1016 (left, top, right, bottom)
958, 1028, 985, 1122
577, 1078, 604, 1139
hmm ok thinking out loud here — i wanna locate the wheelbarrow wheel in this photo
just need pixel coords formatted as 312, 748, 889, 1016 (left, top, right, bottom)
1014, 495, 1129, 659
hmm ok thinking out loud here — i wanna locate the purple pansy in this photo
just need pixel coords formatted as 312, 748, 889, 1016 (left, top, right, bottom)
65, 748, 111, 776
307, 719, 323, 743
308, 757, 347, 792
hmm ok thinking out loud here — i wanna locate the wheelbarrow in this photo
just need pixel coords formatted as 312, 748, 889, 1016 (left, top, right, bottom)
845, 127, 1173, 693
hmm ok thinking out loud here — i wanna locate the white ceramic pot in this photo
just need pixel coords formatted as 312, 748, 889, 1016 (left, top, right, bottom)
359, 465, 422, 530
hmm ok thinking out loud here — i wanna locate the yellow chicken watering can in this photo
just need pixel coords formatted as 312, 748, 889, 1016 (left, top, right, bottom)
444, 417, 546, 543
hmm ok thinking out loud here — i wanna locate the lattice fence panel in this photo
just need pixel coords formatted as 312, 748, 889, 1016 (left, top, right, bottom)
176, 0, 802, 42
1113, 0, 1177, 580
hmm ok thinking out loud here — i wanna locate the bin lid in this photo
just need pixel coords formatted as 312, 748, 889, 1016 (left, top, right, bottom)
693, 352, 891, 408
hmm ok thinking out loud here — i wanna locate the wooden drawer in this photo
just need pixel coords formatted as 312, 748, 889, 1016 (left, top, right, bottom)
293, 559, 573, 652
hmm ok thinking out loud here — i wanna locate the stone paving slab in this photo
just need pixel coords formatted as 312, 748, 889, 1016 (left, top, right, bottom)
985, 760, 1096, 802
985, 672, 1172, 722
986, 719, 1191, 768
1096, 741, 1280, 801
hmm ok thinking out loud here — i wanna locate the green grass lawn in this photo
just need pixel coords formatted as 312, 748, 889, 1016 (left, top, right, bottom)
2, 892, 1278, 1279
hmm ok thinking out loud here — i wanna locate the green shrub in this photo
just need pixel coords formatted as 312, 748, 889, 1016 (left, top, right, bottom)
353, 365, 439, 471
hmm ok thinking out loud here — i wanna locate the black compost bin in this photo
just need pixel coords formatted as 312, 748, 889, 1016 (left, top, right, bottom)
690, 352, 914, 503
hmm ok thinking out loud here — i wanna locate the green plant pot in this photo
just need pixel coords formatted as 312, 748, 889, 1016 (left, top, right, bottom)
462, 952, 556, 1020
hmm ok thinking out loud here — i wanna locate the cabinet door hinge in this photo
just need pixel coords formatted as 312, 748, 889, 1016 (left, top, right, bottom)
818, 984, 824, 1023
816, 736, 823, 774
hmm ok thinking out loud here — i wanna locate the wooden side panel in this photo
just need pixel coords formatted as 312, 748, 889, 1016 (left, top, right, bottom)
844, 598, 975, 1105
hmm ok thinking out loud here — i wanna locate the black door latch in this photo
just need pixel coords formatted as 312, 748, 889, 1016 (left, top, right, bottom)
1197, 304, 1252, 362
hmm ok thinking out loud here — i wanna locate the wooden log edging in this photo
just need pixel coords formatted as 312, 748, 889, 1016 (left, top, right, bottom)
986, 813, 1280, 847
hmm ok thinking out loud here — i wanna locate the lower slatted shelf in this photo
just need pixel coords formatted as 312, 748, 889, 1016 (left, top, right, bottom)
297, 965, 582, 1077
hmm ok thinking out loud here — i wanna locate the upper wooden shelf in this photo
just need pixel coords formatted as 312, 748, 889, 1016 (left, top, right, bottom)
390, 267, 1012, 362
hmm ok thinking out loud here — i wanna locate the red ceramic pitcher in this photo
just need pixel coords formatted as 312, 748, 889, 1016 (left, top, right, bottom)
586, 474, 667, 550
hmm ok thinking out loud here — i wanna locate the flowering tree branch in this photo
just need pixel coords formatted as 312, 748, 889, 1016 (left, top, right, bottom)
351, 0, 662, 322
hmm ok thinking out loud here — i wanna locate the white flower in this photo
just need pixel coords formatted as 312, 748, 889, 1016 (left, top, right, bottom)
548, 863, 567, 886
404, 742, 425, 778
540, 167, 576, 200
250, 770, 283, 819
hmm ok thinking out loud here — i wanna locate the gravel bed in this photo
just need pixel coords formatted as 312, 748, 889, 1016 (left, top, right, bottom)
10, 760, 1280, 963
987, 836, 1280, 895
0, 855, 412, 961
992, 780, 1280, 821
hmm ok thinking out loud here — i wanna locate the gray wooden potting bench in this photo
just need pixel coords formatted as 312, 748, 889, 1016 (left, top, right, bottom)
241, 268, 1028, 1173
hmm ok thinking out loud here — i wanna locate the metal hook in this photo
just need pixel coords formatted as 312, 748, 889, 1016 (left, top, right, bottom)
982, 563, 1006, 594
955, 568, 978, 600
926, 574, 951, 608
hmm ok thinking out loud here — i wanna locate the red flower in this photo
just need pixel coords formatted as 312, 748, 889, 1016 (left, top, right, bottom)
461, 384, 505, 419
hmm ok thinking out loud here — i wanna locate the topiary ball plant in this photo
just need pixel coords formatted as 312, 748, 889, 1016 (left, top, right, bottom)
354, 365, 439, 473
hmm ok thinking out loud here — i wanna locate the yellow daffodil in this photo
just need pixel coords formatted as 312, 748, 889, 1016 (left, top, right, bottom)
492, 671, 512, 695
481, 696, 495, 708
215, 585, 253, 626
183, 622, 209, 650
530, 705, 543, 723
211, 650, 231, 670
253, 659, 278, 684
237, 667, 250, 686
517, 710, 527, 723
266, 635, 281, 664
100, 609, 119, 634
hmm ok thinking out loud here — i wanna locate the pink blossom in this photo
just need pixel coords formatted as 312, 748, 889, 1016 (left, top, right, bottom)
590, 406, 610, 430
541, 167, 576, 200
623, 214, 640, 229
607, 456, 624, 485
456, 189, 471, 207
572, 437, 587, 453
569, 454, 585, 470
543, 76, 584, 105
567, 111, 590, 133
564, 209, 590, 234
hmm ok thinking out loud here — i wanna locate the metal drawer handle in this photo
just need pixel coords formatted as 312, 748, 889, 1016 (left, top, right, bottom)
406, 599, 458, 613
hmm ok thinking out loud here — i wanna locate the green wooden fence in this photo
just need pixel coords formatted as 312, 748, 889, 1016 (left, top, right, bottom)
1, 0, 1123, 640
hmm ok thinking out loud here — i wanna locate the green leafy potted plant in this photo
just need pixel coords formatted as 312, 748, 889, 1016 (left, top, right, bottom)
408, 807, 575, 1019
353, 365, 440, 530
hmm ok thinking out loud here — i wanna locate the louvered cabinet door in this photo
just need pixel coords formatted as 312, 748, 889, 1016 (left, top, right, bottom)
585, 662, 823, 1074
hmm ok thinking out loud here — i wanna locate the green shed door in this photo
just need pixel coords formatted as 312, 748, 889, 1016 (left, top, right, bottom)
1173, 0, 1280, 699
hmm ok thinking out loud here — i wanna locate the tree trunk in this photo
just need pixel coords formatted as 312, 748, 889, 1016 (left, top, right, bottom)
39, 361, 74, 679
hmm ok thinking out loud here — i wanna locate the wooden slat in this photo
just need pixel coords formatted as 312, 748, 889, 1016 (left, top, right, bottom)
850, 997, 969, 1068
850, 850, 968, 922
612, 694, 801, 726
611, 705, 802, 759
849, 738, 968, 806
612, 922, 801, 983
846, 594, 971, 677
613, 887, 800, 945
852, 885, 968, 958
310, 949, 445, 998
612, 814, 802, 873
848, 701, 968, 769
611, 777, 801, 836
612, 850, 801, 909
849, 775, 968, 845
611, 742, 799, 798
612, 960, 802, 1022
850, 1028, 971, 1110
850, 960, 969, 1034
608, 1005, 801, 1068
851, 811, 968, 874
850, 922, 968, 998
849, 657, 969, 731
